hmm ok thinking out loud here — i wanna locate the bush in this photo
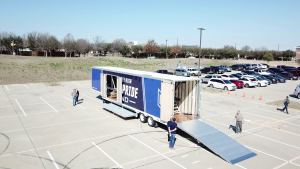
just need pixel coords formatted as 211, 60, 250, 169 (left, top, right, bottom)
263, 53, 274, 63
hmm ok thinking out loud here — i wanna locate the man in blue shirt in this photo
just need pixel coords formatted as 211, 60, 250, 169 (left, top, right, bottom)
167, 117, 177, 150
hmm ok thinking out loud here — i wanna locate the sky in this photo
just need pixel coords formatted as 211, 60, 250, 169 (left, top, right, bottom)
0, 0, 299, 51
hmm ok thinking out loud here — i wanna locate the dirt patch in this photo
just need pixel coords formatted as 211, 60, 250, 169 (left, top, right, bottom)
267, 100, 300, 111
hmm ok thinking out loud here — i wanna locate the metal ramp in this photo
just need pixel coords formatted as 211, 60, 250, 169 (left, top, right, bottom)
177, 119, 257, 164
102, 103, 136, 118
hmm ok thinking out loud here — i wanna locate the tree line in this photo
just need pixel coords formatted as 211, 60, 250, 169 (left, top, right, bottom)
0, 31, 296, 60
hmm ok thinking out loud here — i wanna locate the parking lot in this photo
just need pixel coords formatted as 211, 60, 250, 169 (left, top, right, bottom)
1, 78, 300, 169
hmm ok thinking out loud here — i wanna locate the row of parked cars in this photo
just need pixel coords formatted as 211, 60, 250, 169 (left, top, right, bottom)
200, 64, 300, 91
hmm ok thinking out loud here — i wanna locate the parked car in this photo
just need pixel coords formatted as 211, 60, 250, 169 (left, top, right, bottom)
241, 70, 261, 77
245, 64, 254, 70
231, 74, 243, 79
258, 64, 267, 69
210, 66, 225, 74
282, 67, 297, 72
251, 64, 258, 69
243, 75, 269, 87
267, 69, 277, 75
155, 70, 173, 75
270, 74, 286, 83
277, 72, 298, 80
294, 84, 300, 99
256, 64, 263, 69
236, 72, 248, 76
290, 70, 300, 78
186, 68, 201, 76
254, 69, 271, 75
200, 67, 214, 74
208, 79, 236, 91
260, 76, 272, 85
220, 74, 238, 80
239, 77, 258, 88
268, 68, 286, 74
230, 80, 245, 89
174, 69, 190, 77
201, 74, 222, 83
261, 63, 269, 68
262, 75, 278, 84
277, 65, 286, 69
220, 65, 232, 72
231, 64, 245, 71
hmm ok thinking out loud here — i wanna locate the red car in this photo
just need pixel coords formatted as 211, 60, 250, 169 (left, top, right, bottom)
230, 80, 245, 89
290, 70, 300, 77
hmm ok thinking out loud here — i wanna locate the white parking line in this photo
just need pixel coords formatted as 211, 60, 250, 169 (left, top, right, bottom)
72, 82, 82, 86
129, 135, 187, 169
289, 155, 300, 167
24, 85, 29, 89
5, 86, 9, 91
15, 99, 27, 116
47, 151, 60, 169
192, 160, 200, 164
62, 95, 85, 109
181, 154, 189, 158
40, 97, 58, 113
92, 142, 122, 168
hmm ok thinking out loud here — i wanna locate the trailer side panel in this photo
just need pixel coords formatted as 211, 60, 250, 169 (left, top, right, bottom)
144, 78, 161, 118
92, 68, 102, 92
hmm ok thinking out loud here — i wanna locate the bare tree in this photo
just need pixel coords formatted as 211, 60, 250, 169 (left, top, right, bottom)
111, 39, 126, 55
76, 39, 89, 57
36, 33, 50, 57
93, 36, 105, 55
62, 33, 76, 57
241, 45, 252, 51
47, 36, 61, 56
255, 46, 268, 51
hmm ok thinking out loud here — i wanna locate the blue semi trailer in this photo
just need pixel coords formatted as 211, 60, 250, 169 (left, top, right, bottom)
91, 67, 256, 164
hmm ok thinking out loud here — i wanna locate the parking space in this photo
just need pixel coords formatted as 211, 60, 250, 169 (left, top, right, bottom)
1, 78, 300, 169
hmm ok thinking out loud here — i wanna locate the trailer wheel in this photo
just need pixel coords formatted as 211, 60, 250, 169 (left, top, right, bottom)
147, 117, 156, 127
139, 113, 147, 123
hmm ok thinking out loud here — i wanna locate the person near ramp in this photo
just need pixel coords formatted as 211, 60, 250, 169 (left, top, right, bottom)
71, 89, 78, 106
282, 96, 290, 114
167, 117, 177, 150
233, 110, 244, 133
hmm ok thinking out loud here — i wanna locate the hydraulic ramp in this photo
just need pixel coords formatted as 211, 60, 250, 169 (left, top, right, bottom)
177, 119, 257, 164
102, 103, 136, 118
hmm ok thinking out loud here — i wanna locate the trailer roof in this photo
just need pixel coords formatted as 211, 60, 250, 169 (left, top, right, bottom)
93, 66, 200, 82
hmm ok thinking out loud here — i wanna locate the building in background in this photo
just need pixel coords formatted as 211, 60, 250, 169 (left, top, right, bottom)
296, 46, 300, 61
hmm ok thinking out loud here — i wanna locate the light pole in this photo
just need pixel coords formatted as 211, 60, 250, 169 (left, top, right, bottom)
197, 28, 205, 79
166, 40, 168, 59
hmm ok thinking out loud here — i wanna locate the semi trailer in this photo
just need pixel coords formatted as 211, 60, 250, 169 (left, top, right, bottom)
91, 66, 256, 164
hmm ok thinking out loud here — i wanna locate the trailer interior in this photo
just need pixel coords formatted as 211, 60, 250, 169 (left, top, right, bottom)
106, 75, 118, 101
174, 81, 199, 123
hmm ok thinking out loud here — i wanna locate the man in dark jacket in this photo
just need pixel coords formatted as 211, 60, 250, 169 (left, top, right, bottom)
76, 89, 79, 102
282, 96, 290, 114
168, 117, 177, 150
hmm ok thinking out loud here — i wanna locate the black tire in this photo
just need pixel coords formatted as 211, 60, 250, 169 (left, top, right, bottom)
139, 113, 147, 123
258, 83, 261, 87
224, 86, 228, 90
298, 94, 300, 99
147, 117, 156, 127
245, 83, 249, 88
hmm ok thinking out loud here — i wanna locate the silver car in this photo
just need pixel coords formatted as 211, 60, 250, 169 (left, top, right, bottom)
220, 65, 232, 72
201, 74, 222, 83
174, 69, 191, 77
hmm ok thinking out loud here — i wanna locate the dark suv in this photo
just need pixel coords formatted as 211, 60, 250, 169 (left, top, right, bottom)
200, 67, 214, 74
210, 66, 225, 74
268, 68, 286, 73
231, 64, 247, 71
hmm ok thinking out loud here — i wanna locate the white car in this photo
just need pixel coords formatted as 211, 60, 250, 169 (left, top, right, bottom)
208, 78, 236, 91
186, 68, 201, 76
201, 74, 222, 83
239, 77, 258, 88
294, 84, 300, 99
242, 75, 268, 87
255, 69, 270, 75
221, 74, 239, 80
258, 64, 267, 69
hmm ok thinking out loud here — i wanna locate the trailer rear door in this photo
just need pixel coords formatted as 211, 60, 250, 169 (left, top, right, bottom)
160, 81, 173, 122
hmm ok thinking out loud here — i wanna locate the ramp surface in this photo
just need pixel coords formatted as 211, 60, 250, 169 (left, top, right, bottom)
177, 119, 257, 164
102, 103, 136, 118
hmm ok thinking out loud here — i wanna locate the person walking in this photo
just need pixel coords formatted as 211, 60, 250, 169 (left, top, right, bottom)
233, 110, 244, 134
282, 96, 290, 114
168, 117, 177, 150
76, 88, 79, 102
71, 89, 78, 106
